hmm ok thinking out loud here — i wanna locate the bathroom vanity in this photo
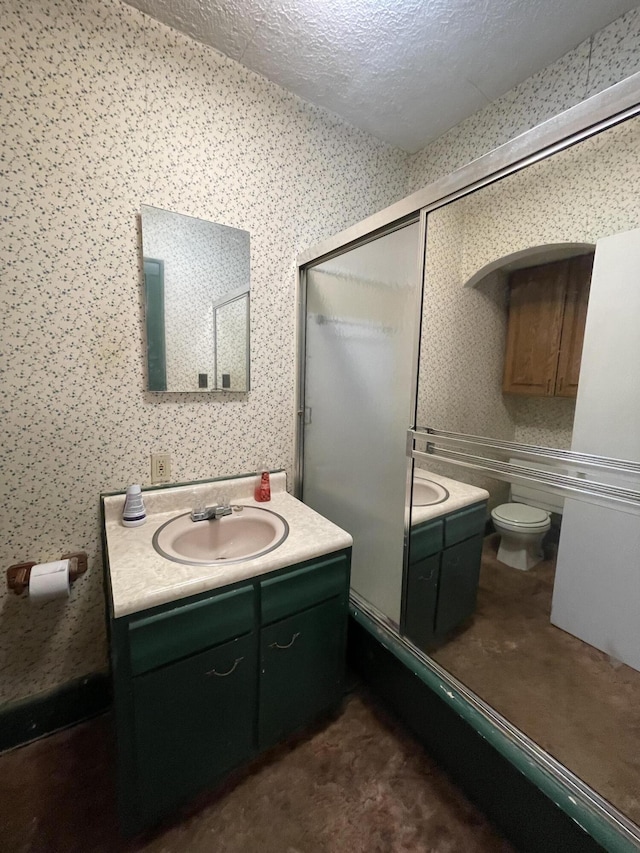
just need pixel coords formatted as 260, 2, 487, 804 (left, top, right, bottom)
102, 473, 352, 835
403, 472, 489, 652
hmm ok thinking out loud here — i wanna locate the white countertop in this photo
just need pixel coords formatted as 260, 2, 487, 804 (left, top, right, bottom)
103, 472, 353, 618
411, 469, 489, 526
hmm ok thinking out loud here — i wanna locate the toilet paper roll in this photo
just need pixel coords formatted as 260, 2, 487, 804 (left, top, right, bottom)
29, 559, 71, 603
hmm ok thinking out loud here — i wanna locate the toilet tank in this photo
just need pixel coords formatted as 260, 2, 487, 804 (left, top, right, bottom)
510, 459, 566, 514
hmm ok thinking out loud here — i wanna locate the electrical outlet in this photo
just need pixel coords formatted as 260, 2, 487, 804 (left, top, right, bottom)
151, 453, 171, 484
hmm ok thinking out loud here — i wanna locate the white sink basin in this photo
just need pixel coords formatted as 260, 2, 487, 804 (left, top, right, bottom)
153, 506, 289, 566
412, 479, 449, 507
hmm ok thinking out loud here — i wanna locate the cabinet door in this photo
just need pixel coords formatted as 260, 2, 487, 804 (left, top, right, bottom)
502, 261, 568, 395
132, 633, 256, 821
556, 253, 592, 398
435, 535, 483, 636
404, 554, 440, 652
259, 596, 346, 749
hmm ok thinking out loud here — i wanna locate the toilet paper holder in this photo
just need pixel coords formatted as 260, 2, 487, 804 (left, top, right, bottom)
6, 552, 88, 595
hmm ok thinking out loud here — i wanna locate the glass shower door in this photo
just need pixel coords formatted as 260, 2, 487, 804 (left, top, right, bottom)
302, 222, 421, 625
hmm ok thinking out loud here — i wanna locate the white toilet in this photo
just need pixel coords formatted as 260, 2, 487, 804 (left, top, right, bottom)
490, 471, 564, 571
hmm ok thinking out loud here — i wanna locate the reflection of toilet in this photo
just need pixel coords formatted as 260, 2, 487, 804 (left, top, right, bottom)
490, 468, 564, 571
491, 503, 550, 570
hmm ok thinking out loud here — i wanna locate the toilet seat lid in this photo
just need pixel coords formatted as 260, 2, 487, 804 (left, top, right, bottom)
492, 503, 549, 526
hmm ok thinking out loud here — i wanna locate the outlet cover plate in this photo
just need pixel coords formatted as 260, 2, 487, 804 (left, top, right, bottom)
151, 453, 171, 484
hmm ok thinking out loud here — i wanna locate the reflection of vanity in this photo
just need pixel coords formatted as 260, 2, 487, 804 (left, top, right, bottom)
403, 472, 488, 652
102, 473, 352, 834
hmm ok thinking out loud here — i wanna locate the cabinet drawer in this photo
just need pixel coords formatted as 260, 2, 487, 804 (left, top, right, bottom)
260, 552, 349, 625
444, 503, 487, 547
410, 519, 443, 562
129, 585, 254, 675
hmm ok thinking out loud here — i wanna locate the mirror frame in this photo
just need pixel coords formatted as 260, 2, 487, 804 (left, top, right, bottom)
295, 71, 640, 850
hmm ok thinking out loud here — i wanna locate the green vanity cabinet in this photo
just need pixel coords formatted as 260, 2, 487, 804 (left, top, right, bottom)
402, 502, 486, 651
259, 596, 348, 748
436, 534, 484, 635
132, 633, 257, 823
108, 548, 351, 835
404, 552, 441, 651
257, 553, 350, 748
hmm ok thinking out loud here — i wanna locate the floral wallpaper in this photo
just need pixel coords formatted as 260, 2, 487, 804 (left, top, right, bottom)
0, 0, 408, 705
407, 7, 640, 192
1, 0, 639, 707
418, 115, 640, 460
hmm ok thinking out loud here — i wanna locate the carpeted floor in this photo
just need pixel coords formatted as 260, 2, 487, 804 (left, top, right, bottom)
430, 534, 640, 826
0, 691, 513, 853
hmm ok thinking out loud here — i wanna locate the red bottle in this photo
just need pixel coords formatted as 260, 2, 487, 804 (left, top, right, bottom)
254, 466, 271, 502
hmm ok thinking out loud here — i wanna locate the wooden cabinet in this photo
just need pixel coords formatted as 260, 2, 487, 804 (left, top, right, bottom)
555, 256, 591, 397
502, 253, 593, 397
109, 549, 350, 835
402, 502, 486, 652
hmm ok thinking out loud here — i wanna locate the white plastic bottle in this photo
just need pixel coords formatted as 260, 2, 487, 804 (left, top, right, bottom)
122, 484, 147, 527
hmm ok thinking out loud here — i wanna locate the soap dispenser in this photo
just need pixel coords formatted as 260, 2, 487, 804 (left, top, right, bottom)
122, 484, 146, 527
254, 464, 271, 502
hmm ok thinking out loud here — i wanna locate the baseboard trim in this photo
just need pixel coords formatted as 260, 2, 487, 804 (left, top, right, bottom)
0, 673, 111, 753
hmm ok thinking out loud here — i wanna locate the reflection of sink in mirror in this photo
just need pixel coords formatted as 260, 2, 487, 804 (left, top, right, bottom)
412, 479, 449, 506
153, 506, 289, 565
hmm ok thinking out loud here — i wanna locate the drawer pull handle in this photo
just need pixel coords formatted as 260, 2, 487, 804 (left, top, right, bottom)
269, 632, 301, 650
206, 657, 243, 677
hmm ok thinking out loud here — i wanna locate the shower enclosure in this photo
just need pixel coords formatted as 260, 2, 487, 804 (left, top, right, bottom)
296, 73, 640, 852
299, 222, 421, 626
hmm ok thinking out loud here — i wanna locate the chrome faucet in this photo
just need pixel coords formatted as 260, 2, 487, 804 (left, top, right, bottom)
190, 503, 233, 522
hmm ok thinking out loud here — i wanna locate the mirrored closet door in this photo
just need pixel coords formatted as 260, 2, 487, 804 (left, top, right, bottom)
409, 112, 640, 827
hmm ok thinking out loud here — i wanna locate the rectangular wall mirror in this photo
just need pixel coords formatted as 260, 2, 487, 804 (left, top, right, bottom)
141, 205, 250, 392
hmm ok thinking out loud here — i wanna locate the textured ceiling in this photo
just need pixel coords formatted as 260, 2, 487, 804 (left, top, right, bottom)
125, 0, 638, 152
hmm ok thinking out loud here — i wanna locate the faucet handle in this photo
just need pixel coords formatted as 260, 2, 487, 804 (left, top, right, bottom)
191, 488, 206, 518
214, 494, 233, 519
190, 493, 233, 522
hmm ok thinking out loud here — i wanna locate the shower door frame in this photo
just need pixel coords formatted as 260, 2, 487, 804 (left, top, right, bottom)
295, 71, 640, 850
